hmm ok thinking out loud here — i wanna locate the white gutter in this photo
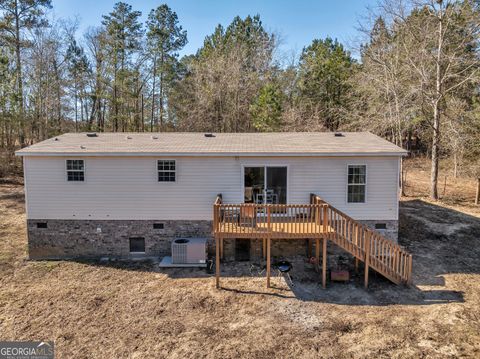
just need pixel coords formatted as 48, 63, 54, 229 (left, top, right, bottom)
15, 151, 408, 157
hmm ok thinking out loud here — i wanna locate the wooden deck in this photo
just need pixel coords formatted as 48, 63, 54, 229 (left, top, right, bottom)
213, 194, 413, 289
218, 221, 334, 238
214, 202, 330, 239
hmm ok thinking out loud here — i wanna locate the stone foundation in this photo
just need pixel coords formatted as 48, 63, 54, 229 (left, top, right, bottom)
27, 219, 213, 260
27, 218, 398, 260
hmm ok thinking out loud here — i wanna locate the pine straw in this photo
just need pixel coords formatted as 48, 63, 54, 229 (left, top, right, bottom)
0, 166, 479, 358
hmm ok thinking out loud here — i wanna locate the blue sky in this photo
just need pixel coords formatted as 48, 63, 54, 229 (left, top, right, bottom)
52, 0, 378, 58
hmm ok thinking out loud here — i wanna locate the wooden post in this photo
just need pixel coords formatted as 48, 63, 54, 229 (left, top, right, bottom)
220, 237, 224, 260
315, 238, 320, 272
308, 239, 313, 258
267, 236, 271, 288
266, 206, 271, 288
267, 205, 271, 231
407, 254, 413, 286
322, 205, 328, 288
364, 231, 371, 289
475, 178, 480, 205
322, 205, 328, 236
355, 258, 359, 272
263, 238, 266, 259
215, 235, 220, 288
322, 237, 327, 289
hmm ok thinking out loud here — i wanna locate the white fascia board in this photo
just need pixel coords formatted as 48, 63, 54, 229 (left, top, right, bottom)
16, 151, 408, 157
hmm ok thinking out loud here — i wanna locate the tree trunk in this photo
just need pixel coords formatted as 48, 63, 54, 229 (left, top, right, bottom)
80, 90, 85, 124
96, 57, 102, 131
151, 56, 156, 132
14, 1, 25, 147
101, 100, 107, 132
54, 61, 62, 134
74, 80, 78, 132
159, 53, 164, 131
431, 102, 440, 201
141, 94, 144, 132
113, 82, 118, 132
88, 97, 96, 131
431, 11, 443, 202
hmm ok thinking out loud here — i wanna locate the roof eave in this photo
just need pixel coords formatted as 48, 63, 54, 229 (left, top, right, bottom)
15, 151, 408, 157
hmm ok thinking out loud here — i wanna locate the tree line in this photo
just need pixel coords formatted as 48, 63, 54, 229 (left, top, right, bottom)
0, 0, 479, 199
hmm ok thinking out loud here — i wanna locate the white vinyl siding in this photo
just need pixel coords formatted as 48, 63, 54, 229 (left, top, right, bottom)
23, 156, 400, 221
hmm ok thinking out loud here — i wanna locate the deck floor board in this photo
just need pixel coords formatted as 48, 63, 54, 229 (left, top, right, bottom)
218, 221, 334, 238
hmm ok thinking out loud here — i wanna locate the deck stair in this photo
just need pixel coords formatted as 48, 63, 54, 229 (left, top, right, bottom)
310, 194, 412, 286
213, 194, 412, 288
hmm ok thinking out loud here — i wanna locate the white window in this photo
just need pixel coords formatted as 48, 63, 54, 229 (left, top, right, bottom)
158, 160, 176, 182
66, 159, 85, 182
347, 165, 366, 203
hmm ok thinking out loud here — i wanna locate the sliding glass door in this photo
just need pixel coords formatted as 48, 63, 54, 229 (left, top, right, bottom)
266, 167, 287, 204
244, 166, 287, 204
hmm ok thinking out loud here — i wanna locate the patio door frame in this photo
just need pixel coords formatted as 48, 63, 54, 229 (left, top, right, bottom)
241, 164, 289, 204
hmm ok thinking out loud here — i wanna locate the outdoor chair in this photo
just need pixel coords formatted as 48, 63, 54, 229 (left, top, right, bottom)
239, 205, 257, 227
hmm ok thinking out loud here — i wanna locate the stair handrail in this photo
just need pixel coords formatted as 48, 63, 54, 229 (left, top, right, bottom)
310, 193, 412, 285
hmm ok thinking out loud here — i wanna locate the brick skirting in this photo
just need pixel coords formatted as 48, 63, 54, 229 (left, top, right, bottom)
26, 219, 398, 260
27, 219, 213, 260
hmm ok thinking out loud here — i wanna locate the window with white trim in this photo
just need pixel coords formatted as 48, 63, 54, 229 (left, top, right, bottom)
347, 165, 366, 203
157, 160, 176, 182
66, 159, 85, 182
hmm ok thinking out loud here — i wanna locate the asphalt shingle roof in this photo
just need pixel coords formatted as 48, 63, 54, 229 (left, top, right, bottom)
16, 132, 407, 156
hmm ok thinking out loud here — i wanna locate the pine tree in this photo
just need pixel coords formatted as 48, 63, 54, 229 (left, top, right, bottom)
102, 2, 143, 131
66, 38, 90, 131
250, 84, 283, 131
297, 37, 355, 131
0, 0, 52, 146
146, 4, 187, 131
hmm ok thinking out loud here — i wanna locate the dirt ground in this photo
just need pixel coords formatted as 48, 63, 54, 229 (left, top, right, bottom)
0, 159, 479, 358
402, 157, 480, 217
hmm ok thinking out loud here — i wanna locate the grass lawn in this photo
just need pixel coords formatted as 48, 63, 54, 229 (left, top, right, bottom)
0, 160, 479, 358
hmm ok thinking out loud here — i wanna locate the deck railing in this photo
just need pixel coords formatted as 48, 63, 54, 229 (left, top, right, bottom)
213, 201, 328, 239
311, 194, 412, 285
213, 194, 412, 286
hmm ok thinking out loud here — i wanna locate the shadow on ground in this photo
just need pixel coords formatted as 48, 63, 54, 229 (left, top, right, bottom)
400, 199, 480, 286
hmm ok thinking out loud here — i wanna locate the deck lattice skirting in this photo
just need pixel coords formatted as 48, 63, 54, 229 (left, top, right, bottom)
213, 194, 412, 289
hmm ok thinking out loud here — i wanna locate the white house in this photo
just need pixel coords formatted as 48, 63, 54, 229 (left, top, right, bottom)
16, 132, 407, 261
